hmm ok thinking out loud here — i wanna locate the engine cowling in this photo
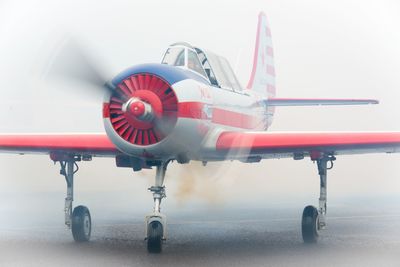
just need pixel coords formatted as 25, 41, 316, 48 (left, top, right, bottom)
103, 63, 211, 160
105, 73, 178, 146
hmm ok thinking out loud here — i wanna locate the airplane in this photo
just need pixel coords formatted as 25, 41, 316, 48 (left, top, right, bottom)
1, 12, 400, 253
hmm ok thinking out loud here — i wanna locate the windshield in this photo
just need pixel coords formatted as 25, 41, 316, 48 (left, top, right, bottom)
162, 45, 241, 89
218, 57, 242, 90
205, 51, 242, 91
197, 50, 218, 86
187, 50, 207, 77
162, 47, 185, 66
162, 46, 208, 78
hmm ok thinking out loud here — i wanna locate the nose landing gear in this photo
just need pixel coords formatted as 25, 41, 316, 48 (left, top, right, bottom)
145, 161, 169, 253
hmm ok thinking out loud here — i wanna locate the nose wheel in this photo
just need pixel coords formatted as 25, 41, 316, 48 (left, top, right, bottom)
147, 220, 164, 253
145, 161, 169, 253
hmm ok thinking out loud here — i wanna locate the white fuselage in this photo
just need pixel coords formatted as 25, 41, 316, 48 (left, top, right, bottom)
103, 65, 271, 161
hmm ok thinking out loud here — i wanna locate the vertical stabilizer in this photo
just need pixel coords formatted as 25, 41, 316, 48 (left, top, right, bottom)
247, 12, 275, 99
247, 12, 276, 128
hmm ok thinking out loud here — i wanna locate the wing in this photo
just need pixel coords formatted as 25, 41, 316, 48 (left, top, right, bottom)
215, 131, 400, 160
0, 133, 119, 157
264, 98, 378, 106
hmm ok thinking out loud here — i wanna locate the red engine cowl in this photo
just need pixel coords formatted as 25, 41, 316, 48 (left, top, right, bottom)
103, 64, 211, 160
103, 73, 178, 147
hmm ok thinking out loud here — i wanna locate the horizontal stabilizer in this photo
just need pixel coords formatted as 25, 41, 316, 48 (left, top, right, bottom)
264, 98, 379, 106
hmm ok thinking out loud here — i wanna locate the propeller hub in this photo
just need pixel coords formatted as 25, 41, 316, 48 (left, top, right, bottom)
130, 101, 145, 117
125, 98, 153, 121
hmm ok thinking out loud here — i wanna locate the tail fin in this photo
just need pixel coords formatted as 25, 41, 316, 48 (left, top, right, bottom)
247, 12, 275, 99
247, 12, 276, 129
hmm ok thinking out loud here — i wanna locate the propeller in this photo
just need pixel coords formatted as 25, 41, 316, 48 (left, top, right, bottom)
43, 37, 177, 145
43, 38, 113, 95
105, 73, 178, 146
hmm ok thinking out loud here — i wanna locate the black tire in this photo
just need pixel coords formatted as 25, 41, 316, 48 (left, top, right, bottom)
301, 205, 319, 243
71, 205, 91, 242
147, 221, 163, 253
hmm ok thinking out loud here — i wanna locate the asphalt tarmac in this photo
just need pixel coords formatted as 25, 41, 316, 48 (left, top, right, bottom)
1, 195, 400, 267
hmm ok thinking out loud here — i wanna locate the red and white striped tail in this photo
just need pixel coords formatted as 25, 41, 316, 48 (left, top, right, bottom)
247, 12, 276, 128
247, 12, 275, 99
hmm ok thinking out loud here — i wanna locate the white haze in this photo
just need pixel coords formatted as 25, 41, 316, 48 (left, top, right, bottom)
0, 0, 400, 213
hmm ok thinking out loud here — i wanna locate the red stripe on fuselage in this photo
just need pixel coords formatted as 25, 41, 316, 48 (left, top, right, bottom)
178, 102, 207, 119
212, 108, 262, 129
105, 101, 263, 130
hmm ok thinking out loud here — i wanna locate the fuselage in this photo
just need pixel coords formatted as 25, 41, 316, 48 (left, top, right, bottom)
103, 63, 272, 161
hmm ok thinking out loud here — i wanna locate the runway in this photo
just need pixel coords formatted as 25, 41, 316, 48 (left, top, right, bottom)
0, 194, 400, 267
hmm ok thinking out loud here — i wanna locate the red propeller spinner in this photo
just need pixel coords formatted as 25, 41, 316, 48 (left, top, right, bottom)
105, 73, 178, 146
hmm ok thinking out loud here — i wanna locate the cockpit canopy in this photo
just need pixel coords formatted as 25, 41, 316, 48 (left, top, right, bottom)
161, 42, 242, 91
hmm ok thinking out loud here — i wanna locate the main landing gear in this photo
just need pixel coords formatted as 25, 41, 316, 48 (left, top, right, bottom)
302, 155, 336, 243
145, 161, 169, 253
50, 153, 338, 249
54, 154, 92, 242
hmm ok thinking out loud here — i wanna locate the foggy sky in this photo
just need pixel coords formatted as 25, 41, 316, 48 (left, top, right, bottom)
0, 0, 399, 210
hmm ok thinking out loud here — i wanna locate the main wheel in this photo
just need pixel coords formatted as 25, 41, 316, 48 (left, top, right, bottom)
71, 205, 91, 242
301, 205, 319, 243
147, 221, 163, 253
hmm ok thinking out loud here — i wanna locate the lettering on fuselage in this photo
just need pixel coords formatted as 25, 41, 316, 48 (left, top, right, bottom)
199, 86, 211, 99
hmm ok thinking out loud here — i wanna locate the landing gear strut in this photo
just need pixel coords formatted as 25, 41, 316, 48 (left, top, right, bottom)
302, 155, 335, 243
145, 161, 169, 253
57, 155, 92, 242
